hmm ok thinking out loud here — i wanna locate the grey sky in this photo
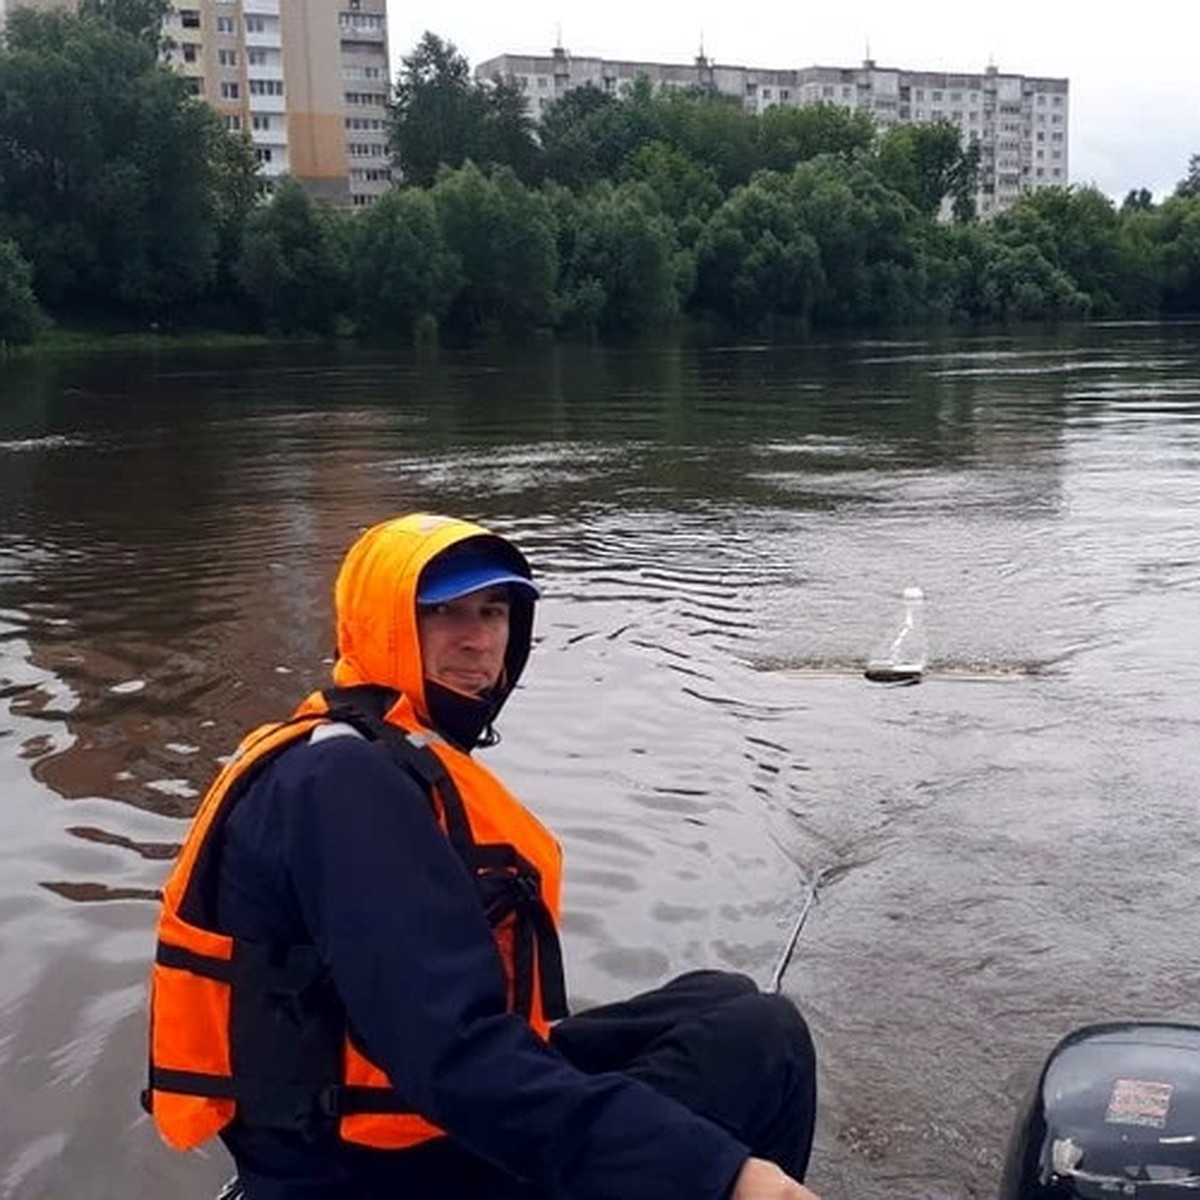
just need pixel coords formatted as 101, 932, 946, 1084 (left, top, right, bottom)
388, 0, 1200, 201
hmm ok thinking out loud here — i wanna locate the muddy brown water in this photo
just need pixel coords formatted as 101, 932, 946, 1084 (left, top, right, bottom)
2, 325, 1200, 1199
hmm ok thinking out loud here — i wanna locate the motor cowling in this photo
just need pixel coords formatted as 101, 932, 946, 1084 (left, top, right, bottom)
1001, 1023, 1200, 1198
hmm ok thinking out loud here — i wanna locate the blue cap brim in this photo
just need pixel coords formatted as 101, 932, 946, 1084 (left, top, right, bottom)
417, 561, 540, 606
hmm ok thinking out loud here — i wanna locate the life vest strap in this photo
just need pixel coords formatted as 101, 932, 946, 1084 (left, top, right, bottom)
144, 1067, 415, 1131
318, 1084, 419, 1117
156, 940, 325, 994
321, 687, 474, 862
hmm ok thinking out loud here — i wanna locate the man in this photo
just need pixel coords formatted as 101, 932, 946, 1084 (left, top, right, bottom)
144, 513, 819, 1200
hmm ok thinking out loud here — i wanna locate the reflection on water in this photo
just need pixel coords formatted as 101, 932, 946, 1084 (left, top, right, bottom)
2, 325, 1200, 1199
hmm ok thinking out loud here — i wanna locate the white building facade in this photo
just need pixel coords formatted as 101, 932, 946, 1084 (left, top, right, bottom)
476, 48, 1069, 217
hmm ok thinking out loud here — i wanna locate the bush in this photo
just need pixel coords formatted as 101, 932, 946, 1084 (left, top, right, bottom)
0, 238, 44, 344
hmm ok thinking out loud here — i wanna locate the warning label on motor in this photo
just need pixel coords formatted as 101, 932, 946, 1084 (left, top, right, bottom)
1105, 1079, 1174, 1128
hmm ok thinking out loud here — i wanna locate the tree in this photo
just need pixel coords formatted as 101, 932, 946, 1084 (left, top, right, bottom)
620, 141, 722, 244
1122, 188, 1154, 213
431, 163, 557, 334
389, 33, 543, 186
873, 122, 977, 220
206, 130, 264, 320
0, 238, 43, 344
78, 0, 169, 46
389, 33, 486, 187
236, 180, 349, 335
0, 8, 227, 317
694, 172, 825, 328
995, 186, 1123, 314
1175, 154, 1200, 199
1154, 195, 1200, 313
976, 241, 1090, 320
556, 183, 679, 332
353, 188, 460, 336
757, 103, 875, 174
477, 74, 541, 183
539, 84, 617, 189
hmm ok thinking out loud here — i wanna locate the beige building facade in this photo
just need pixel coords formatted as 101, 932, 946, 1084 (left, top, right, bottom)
477, 47, 1069, 217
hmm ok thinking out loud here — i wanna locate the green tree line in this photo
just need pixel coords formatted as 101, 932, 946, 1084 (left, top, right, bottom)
2, 16, 1199, 346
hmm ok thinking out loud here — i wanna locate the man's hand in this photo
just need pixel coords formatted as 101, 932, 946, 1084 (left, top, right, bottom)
731, 1156, 820, 1200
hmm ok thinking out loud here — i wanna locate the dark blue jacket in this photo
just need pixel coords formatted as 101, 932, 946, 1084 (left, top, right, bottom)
213, 730, 749, 1200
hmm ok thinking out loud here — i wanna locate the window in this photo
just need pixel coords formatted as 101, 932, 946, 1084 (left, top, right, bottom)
253, 114, 271, 131
181, 42, 199, 63
255, 147, 273, 163
225, 114, 242, 132
184, 77, 203, 96
180, 8, 200, 28
245, 15, 265, 33
780, 89, 790, 101
217, 15, 234, 33
218, 48, 238, 67
247, 48, 268, 66
338, 12, 383, 31
762, 87, 772, 99
220, 81, 240, 99
931, 89, 942, 100
249, 79, 284, 96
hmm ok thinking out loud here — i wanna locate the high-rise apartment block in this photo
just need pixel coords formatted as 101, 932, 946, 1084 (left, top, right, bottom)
2, 0, 393, 207
165, 1, 392, 207
477, 48, 1069, 217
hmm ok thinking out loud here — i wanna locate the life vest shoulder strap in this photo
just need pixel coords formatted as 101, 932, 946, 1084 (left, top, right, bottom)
320, 686, 476, 857
318, 687, 567, 1022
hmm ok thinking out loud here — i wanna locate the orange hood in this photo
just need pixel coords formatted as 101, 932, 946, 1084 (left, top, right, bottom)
330, 514, 536, 733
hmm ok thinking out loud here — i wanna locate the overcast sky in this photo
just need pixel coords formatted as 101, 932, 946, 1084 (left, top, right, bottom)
387, 0, 1200, 201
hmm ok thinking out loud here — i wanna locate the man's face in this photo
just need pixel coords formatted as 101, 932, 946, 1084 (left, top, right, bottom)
418, 585, 511, 696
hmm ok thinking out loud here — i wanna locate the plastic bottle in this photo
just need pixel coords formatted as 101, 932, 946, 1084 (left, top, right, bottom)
865, 586, 927, 683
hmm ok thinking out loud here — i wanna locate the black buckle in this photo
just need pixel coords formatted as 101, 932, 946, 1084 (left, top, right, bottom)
315, 1084, 342, 1118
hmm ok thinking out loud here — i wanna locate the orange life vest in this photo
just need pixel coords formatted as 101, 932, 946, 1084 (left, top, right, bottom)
144, 685, 566, 1153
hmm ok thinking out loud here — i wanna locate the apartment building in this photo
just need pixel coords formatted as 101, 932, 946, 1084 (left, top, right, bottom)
4, 0, 393, 207
477, 47, 1069, 217
165, 0, 392, 207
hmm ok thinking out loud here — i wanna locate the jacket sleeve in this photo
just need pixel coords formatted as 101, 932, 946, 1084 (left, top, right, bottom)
272, 734, 750, 1200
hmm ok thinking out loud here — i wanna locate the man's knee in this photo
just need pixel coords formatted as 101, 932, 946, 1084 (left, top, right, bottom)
760, 994, 816, 1071
719, 991, 816, 1077
664, 969, 759, 1005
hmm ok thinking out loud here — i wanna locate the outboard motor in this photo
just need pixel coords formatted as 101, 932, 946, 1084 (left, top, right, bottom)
1002, 1023, 1200, 1197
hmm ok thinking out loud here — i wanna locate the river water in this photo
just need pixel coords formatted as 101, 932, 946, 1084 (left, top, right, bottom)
2, 325, 1199, 1199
